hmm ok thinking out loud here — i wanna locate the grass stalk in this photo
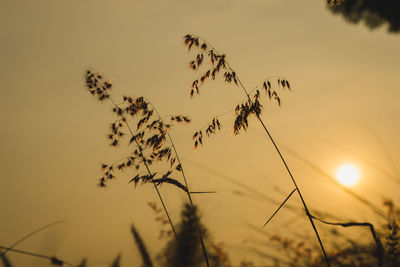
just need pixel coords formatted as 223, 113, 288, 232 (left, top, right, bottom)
310, 215, 384, 267
0, 245, 75, 267
185, 34, 331, 266
130, 224, 154, 267
147, 101, 210, 267
0, 221, 66, 257
0, 254, 13, 267
84, 72, 178, 238
263, 188, 297, 228
108, 97, 177, 237
253, 112, 330, 266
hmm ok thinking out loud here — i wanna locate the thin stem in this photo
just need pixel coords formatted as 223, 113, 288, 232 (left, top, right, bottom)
263, 188, 297, 228
255, 114, 330, 266
191, 35, 330, 266
247, 75, 288, 95
185, 159, 299, 212
227, 58, 330, 267
1, 221, 66, 256
147, 101, 210, 267
310, 215, 384, 267
0, 245, 75, 267
108, 97, 177, 237
196, 108, 234, 132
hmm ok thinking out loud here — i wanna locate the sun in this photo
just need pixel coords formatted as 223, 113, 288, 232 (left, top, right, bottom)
336, 164, 360, 186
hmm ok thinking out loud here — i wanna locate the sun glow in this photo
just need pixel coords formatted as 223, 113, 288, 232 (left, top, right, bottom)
336, 164, 360, 186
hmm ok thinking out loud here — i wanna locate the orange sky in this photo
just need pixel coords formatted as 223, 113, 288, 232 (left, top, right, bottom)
1, 0, 400, 266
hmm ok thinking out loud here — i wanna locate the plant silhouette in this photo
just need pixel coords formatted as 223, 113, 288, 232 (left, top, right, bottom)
183, 34, 330, 266
84, 70, 211, 266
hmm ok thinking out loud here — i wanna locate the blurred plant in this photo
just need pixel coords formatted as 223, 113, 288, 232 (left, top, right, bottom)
131, 224, 154, 267
326, 0, 344, 6
159, 203, 231, 267
161, 203, 206, 267
239, 260, 254, 267
183, 34, 330, 266
0, 254, 12, 267
148, 201, 174, 240
383, 200, 400, 266
326, 0, 400, 34
110, 254, 121, 267
265, 226, 379, 266
249, 201, 400, 267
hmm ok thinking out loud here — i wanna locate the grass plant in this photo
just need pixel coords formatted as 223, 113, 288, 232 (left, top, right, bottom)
84, 70, 210, 266
5, 31, 400, 267
182, 34, 330, 266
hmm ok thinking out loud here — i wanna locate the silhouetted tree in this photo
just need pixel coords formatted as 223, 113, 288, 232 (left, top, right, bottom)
327, 0, 400, 33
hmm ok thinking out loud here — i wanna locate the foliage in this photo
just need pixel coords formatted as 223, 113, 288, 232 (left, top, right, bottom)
131, 224, 154, 267
159, 203, 231, 267
326, 0, 400, 33
251, 201, 400, 267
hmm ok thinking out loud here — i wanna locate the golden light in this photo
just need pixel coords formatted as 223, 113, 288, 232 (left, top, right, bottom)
336, 164, 360, 186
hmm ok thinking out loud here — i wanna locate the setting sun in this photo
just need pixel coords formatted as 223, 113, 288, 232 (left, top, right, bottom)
336, 164, 360, 186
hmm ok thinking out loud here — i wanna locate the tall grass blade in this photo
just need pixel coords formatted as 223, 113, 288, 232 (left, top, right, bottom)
130, 224, 153, 267
0, 254, 13, 267
110, 254, 121, 267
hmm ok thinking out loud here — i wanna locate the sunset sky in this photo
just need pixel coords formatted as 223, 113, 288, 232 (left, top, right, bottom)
1, 0, 400, 266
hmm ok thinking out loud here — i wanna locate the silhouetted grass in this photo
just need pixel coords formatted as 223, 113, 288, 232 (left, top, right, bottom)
5, 30, 400, 267
183, 34, 330, 266
159, 203, 231, 267
0, 245, 76, 266
84, 70, 187, 236
84, 70, 211, 266
0, 254, 12, 267
110, 254, 121, 267
131, 224, 154, 267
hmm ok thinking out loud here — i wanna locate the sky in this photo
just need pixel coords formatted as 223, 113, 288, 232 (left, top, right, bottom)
1, 0, 400, 266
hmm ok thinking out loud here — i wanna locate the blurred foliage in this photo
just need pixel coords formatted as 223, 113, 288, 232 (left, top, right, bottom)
327, 0, 400, 33
2, 201, 400, 266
